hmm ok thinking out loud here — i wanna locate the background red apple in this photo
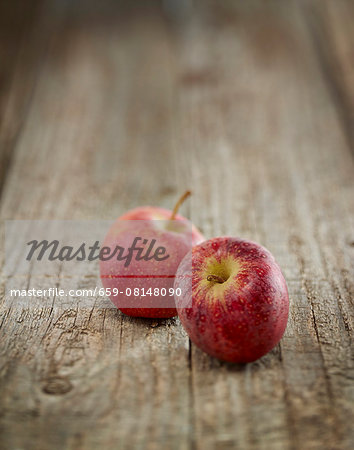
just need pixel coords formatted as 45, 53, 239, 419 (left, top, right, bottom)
174, 237, 289, 363
100, 192, 204, 318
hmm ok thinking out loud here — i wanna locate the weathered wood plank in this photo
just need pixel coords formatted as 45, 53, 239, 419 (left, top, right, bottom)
0, 3, 192, 449
0, 0, 57, 197
304, 0, 354, 150
175, 2, 354, 449
0, 1, 353, 449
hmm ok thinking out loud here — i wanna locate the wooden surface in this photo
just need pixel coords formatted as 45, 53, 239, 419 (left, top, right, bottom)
1, 0, 354, 448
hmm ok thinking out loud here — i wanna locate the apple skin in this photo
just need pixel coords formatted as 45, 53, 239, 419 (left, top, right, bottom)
174, 237, 289, 363
100, 206, 204, 318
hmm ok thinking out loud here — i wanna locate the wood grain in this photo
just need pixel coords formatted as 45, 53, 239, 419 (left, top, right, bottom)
304, 0, 354, 150
0, 0, 61, 197
0, 1, 353, 449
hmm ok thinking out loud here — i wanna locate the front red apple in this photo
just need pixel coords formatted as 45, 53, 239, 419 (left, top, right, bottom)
100, 205, 204, 318
174, 237, 289, 363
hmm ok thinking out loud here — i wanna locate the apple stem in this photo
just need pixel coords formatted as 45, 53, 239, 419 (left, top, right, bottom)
170, 190, 191, 220
207, 274, 225, 284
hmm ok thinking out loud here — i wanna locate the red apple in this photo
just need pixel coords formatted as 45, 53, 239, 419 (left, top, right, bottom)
174, 237, 289, 363
100, 192, 204, 318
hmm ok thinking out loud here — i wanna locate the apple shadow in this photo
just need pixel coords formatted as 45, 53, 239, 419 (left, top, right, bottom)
120, 312, 177, 329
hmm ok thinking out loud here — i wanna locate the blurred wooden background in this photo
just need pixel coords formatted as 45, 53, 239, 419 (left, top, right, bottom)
0, 0, 354, 449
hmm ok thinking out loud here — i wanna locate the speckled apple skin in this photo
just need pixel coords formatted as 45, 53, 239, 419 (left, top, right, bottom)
100, 206, 204, 318
174, 237, 289, 363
